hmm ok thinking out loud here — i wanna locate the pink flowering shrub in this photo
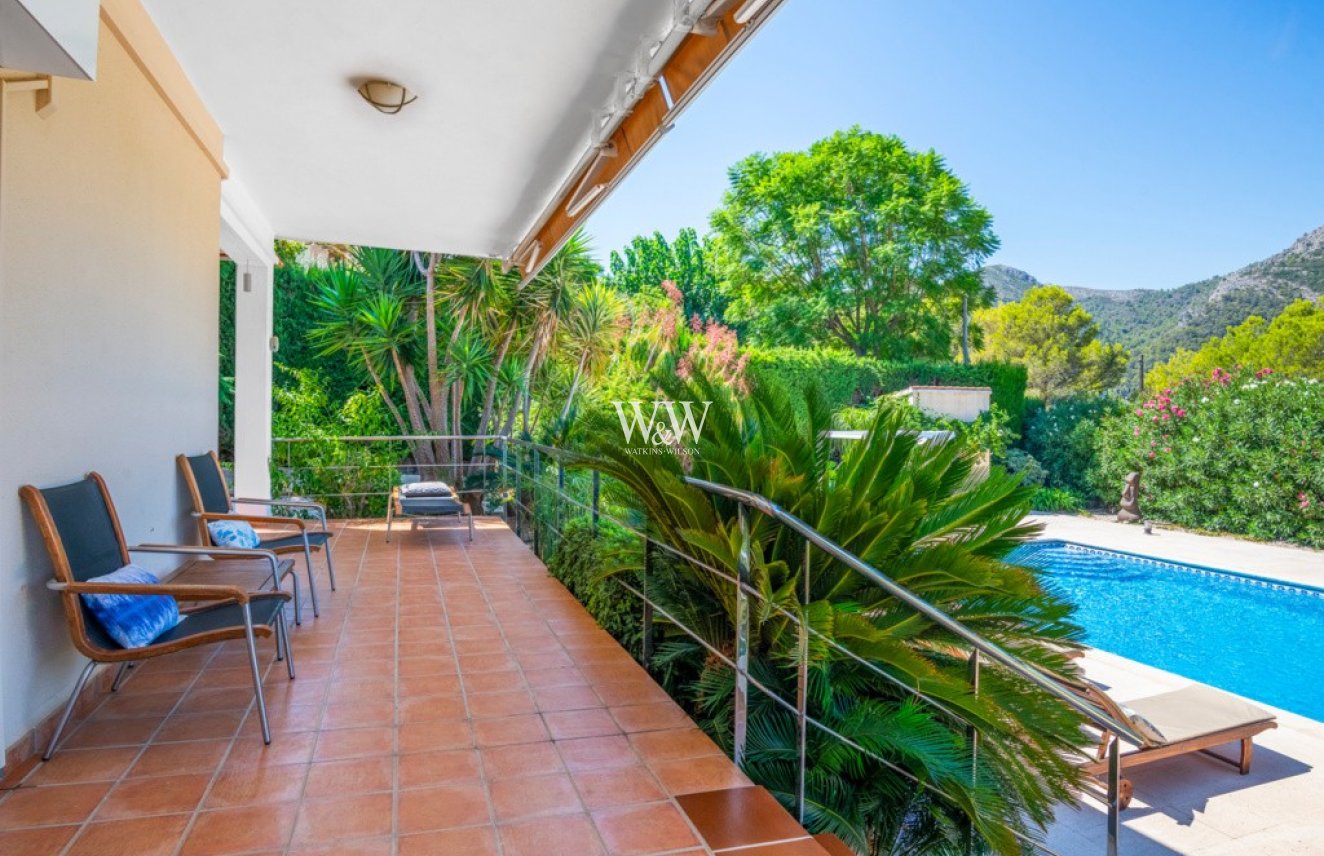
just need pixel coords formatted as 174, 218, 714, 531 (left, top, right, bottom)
1092, 368, 1324, 547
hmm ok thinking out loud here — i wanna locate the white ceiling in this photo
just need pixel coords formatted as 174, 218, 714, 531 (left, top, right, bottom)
141, 1, 680, 258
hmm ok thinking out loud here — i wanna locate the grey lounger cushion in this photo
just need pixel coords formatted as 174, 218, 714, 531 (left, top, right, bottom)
1124, 684, 1274, 745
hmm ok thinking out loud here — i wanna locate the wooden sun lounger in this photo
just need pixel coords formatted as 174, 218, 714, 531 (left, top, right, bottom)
1065, 676, 1277, 808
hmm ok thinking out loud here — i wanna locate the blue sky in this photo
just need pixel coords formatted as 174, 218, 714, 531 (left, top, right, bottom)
584, 0, 1324, 291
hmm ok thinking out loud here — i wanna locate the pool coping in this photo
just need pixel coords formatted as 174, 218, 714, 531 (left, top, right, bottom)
1024, 537, 1324, 598
1027, 513, 1324, 591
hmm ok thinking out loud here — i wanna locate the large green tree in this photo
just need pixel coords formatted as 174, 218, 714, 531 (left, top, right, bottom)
974, 286, 1128, 403
606, 228, 727, 323
710, 127, 998, 360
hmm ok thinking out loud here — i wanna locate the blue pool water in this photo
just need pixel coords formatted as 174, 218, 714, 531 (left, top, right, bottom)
1009, 540, 1324, 721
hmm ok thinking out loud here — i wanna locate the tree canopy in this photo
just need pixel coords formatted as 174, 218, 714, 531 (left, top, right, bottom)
974, 286, 1128, 403
1147, 297, 1324, 389
709, 127, 998, 360
606, 228, 726, 323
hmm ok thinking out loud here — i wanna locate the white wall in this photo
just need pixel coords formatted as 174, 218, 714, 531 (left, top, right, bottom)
0, 18, 222, 753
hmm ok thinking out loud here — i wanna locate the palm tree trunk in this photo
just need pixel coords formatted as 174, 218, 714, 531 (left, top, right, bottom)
559, 350, 589, 423
477, 320, 518, 437
423, 254, 447, 433
359, 346, 409, 434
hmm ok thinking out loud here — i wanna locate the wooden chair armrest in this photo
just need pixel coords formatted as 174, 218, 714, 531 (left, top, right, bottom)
48, 579, 261, 603
196, 511, 307, 530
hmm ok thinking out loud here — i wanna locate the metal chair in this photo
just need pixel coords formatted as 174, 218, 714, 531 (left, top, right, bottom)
179, 451, 336, 622
19, 473, 295, 759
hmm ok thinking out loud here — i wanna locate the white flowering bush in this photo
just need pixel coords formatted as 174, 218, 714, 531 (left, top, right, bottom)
1092, 368, 1324, 547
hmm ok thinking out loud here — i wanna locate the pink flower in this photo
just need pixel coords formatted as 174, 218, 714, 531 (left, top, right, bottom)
1135, 408, 1143, 417
1133, 427, 1141, 436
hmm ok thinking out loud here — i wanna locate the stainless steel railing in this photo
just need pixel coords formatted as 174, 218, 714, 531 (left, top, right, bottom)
269, 432, 1131, 853
504, 437, 1134, 856
270, 434, 508, 516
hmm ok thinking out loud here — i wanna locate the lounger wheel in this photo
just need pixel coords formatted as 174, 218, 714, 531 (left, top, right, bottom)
1119, 777, 1134, 810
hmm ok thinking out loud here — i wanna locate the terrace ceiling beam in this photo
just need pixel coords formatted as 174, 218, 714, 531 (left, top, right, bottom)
510, 0, 786, 284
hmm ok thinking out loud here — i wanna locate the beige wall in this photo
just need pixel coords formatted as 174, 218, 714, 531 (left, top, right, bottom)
0, 18, 222, 753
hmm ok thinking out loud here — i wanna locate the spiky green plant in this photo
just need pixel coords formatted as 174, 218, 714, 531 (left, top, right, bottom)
570, 370, 1089, 855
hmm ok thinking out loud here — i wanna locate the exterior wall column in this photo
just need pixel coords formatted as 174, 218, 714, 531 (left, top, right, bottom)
231, 260, 274, 497
220, 178, 277, 498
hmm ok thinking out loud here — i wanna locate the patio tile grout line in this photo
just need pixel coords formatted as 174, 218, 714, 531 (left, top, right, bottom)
471, 520, 715, 855
275, 519, 369, 855
427, 521, 504, 854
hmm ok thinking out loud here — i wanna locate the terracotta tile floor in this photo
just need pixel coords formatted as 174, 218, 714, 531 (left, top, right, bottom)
0, 516, 817, 856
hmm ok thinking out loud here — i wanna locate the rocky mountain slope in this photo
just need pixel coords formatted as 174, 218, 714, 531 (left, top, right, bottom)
985, 225, 1324, 362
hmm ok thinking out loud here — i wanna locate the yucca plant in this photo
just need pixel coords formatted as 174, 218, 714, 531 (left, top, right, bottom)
569, 369, 1089, 855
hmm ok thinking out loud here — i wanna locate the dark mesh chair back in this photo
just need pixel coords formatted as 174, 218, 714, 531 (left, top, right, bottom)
29, 476, 130, 650
186, 454, 231, 513
39, 478, 128, 583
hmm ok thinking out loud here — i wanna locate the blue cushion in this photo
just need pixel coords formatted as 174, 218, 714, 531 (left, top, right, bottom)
80, 565, 183, 649
207, 519, 260, 548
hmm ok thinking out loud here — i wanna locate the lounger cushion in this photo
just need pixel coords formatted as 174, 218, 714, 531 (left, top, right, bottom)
1124, 684, 1274, 745
399, 497, 464, 516
81, 565, 184, 649
208, 519, 260, 549
400, 481, 453, 498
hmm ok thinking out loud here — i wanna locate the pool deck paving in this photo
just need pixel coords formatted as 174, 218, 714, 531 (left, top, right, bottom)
1034, 514, 1324, 855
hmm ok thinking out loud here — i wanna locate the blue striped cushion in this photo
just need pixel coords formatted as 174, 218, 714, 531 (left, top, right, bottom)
80, 565, 183, 649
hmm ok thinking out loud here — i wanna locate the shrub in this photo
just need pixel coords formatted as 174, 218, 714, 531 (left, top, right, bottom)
1023, 395, 1126, 502
574, 368, 1088, 854
545, 516, 645, 653
1031, 487, 1084, 513
1005, 449, 1047, 486
269, 366, 405, 517
1092, 369, 1324, 547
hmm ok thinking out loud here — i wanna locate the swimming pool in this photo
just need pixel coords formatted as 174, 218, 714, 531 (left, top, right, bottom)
1009, 540, 1324, 721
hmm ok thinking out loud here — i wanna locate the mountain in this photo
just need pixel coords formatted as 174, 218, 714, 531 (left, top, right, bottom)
983, 225, 1324, 362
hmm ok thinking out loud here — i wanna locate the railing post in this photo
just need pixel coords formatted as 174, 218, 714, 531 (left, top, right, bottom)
965, 649, 981, 855
796, 538, 810, 825
591, 470, 601, 538
532, 448, 541, 558
556, 460, 565, 549
641, 535, 654, 669
513, 443, 522, 540
1107, 736, 1121, 856
733, 504, 751, 768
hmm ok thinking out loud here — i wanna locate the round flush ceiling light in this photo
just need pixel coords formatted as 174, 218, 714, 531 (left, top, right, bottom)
356, 79, 416, 115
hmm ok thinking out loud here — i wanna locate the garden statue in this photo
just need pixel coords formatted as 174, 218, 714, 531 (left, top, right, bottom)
1117, 471, 1142, 523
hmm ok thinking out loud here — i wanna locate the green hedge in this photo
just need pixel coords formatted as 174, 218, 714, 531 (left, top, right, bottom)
746, 347, 1027, 431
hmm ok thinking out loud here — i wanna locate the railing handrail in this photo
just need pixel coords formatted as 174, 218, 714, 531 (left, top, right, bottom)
681, 475, 1143, 744
273, 434, 507, 443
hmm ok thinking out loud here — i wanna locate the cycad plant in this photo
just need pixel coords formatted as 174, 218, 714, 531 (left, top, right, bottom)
571, 369, 1088, 855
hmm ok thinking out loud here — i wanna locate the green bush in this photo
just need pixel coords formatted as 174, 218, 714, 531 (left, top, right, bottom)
1005, 449, 1046, 486
545, 516, 645, 653
1092, 369, 1324, 547
1031, 487, 1084, 513
746, 347, 1027, 431
269, 366, 405, 518
1023, 395, 1125, 502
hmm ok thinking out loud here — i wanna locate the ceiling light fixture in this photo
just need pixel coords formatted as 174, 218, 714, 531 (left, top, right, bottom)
356, 79, 416, 115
